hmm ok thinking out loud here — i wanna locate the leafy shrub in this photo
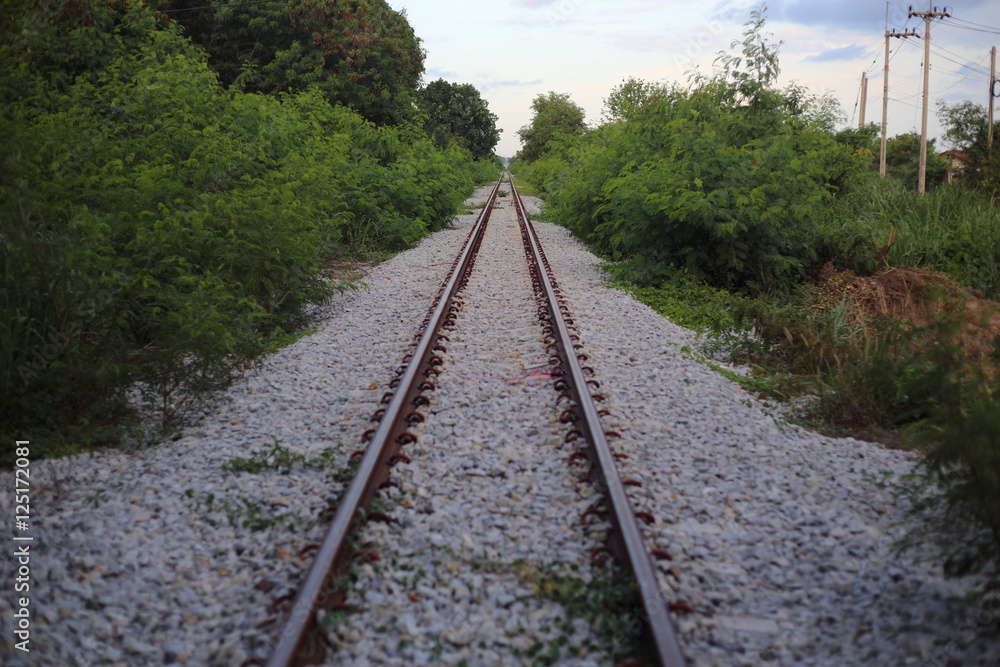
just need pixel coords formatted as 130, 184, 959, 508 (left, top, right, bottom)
893, 327, 1000, 581
525, 9, 853, 294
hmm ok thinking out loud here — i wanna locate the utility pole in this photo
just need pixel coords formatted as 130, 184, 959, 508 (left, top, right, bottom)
989, 46, 996, 152
859, 73, 869, 128
908, 4, 951, 194
881, 28, 921, 177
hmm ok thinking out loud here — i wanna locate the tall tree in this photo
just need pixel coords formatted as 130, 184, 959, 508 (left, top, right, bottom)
418, 79, 500, 160
937, 100, 997, 189
517, 91, 586, 162
167, 0, 425, 126
885, 132, 948, 188
602, 77, 671, 124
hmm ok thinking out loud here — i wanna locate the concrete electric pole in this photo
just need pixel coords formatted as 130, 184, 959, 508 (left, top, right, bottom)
859, 73, 869, 127
908, 4, 951, 193
989, 46, 996, 152
880, 28, 921, 177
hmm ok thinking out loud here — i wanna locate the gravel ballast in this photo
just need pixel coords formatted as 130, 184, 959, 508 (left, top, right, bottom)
2, 180, 998, 666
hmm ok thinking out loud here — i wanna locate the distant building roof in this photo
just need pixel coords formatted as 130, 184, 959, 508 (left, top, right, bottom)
940, 149, 973, 164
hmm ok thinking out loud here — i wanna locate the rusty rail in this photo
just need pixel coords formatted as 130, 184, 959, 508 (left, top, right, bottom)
510, 177, 687, 667
266, 177, 503, 666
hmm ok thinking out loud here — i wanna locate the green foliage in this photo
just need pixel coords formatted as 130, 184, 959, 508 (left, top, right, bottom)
883, 132, 949, 189
831, 123, 880, 180
602, 77, 668, 123
221, 440, 340, 474
734, 299, 927, 425
418, 79, 500, 160
1, 0, 482, 464
530, 564, 645, 664
825, 174, 1000, 299
609, 269, 747, 335
900, 360, 1000, 580
937, 99, 999, 191
465, 155, 503, 186
547, 84, 846, 291
522, 8, 852, 293
509, 129, 582, 199
166, 0, 425, 126
712, 3, 782, 105
516, 91, 587, 163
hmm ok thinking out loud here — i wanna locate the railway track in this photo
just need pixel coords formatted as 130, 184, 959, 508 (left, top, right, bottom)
266, 174, 687, 666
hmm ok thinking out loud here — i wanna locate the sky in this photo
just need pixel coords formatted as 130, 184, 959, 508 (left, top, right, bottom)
386, 0, 1000, 157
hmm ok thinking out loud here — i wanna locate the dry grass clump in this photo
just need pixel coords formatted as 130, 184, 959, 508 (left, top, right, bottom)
803, 263, 1000, 368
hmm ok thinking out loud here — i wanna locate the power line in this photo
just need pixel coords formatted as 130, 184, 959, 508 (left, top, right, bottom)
930, 42, 993, 74
897, 37, 991, 79
940, 16, 1000, 36
893, 69, 922, 87
931, 54, 991, 95
889, 96, 920, 109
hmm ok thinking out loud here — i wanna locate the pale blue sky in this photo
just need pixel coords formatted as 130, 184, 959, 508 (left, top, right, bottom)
388, 0, 999, 157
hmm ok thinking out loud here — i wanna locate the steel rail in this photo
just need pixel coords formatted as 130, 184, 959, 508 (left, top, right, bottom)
509, 176, 687, 667
266, 177, 504, 666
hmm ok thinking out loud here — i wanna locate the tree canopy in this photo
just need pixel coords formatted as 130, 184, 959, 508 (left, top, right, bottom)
885, 132, 949, 189
517, 91, 586, 162
602, 77, 671, 123
937, 100, 998, 189
418, 79, 500, 160
166, 0, 425, 126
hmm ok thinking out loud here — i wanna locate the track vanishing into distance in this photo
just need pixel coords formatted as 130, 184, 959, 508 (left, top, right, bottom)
266, 174, 687, 666
11, 173, 1000, 667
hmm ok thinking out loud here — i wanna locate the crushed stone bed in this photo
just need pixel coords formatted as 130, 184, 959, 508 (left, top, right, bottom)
1, 182, 997, 666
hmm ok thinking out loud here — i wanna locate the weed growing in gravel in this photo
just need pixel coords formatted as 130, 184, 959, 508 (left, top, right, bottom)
429, 635, 444, 661
528, 563, 647, 665
85, 489, 108, 508
376, 546, 645, 663
319, 607, 352, 636
220, 440, 341, 474
262, 327, 320, 355
184, 488, 295, 531
225, 496, 285, 531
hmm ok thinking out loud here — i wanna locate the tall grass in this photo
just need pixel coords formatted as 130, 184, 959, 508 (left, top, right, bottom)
827, 175, 1000, 298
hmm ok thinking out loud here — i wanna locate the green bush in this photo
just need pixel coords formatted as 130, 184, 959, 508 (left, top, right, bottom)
891, 320, 1000, 581
524, 11, 854, 294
